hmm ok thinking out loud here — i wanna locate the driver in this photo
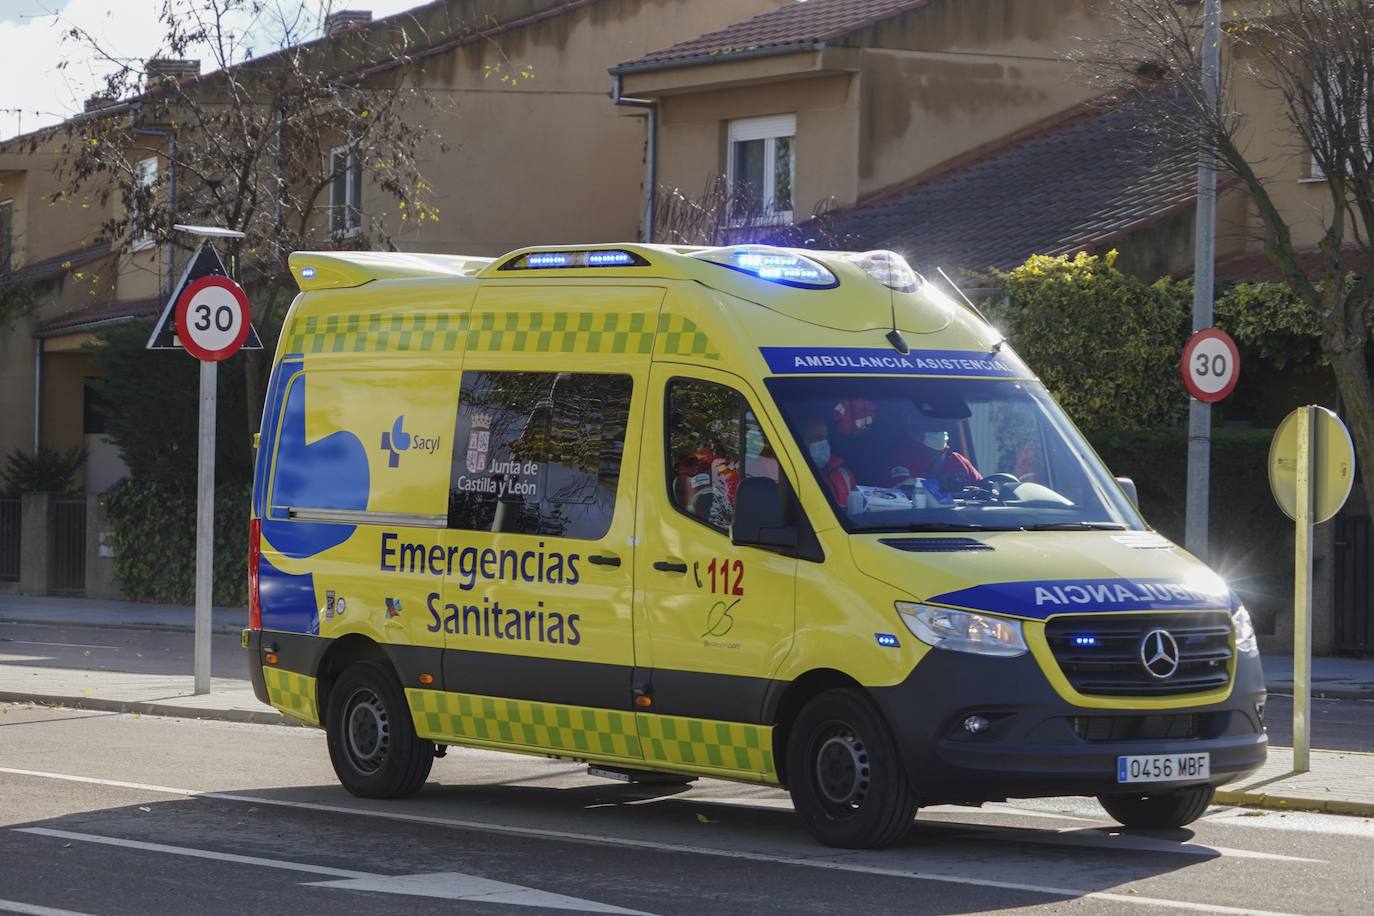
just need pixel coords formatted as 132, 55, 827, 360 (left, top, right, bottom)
881, 422, 980, 493
800, 414, 858, 505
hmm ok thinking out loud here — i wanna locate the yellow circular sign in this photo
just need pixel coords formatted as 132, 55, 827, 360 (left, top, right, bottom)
1268, 406, 1356, 524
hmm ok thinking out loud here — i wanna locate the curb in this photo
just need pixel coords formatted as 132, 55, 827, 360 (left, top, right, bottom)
1215, 788, 1374, 818
1266, 685, 1374, 701
0, 691, 304, 727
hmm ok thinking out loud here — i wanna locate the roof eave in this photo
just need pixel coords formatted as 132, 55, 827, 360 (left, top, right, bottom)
609, 42, 823, 77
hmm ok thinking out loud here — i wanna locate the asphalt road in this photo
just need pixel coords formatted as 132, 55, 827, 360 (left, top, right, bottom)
1, 705, 1372, 915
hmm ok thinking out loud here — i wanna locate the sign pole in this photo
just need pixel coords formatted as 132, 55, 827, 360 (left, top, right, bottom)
1293, 406, 1315, 772
194, 359, 217, 694
1185, 0, 1222, 561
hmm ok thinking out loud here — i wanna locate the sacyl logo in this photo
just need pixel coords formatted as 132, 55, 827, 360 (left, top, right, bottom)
1139, 628, 1181, 679
381, 416, 412, 468
380, 416, 442, 468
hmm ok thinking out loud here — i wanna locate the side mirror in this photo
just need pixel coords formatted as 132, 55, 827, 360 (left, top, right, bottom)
732, 477, 798, 550
1115, 477, 1139, 509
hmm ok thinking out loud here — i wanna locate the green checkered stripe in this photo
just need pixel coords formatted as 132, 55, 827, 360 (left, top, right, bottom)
285, 312, 464, 354
263, 667, 319, 725
638, 713, 775, 778
407, 689, 643, 759
282, 310, 719, 359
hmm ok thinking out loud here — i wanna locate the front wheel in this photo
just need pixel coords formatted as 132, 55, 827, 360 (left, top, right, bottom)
1098, 785, 1215, 828
326, 660, 434, 798
786, 689, 918, 849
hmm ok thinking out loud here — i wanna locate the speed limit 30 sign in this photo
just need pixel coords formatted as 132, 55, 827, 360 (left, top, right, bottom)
174, 275, 252, 361
1181, 327, 1240, 403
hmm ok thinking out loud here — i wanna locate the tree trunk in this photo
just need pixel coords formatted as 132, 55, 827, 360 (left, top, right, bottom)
1325, 346, 1374, 523
244, 347, 266, 443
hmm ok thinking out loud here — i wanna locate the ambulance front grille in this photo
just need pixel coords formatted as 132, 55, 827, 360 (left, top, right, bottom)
1044, 613, 1233, 697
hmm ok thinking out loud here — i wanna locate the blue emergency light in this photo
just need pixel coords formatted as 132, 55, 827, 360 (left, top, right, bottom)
692, 245, 839, 289
1073, 635, 1098, 647
499, 249, 649, 270
875, 633, 901, 648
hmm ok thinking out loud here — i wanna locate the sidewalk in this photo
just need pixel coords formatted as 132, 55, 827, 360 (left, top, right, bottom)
0, 595, 1371, 815
0, 593, 247, 635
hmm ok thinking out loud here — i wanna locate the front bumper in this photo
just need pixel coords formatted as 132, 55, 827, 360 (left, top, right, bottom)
870, 647, 1267, 805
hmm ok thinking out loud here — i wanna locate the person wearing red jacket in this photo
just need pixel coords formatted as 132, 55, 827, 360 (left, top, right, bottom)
800, 415, 857, 505
882, 427, 980, 492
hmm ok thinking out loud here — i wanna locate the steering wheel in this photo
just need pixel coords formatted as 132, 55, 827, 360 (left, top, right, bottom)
970, 472, 1021, 499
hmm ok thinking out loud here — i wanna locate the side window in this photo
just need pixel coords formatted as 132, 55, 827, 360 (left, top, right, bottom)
448, 371, 631, 540
667, 379, 779, 533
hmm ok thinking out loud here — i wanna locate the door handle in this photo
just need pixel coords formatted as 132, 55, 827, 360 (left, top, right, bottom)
588, 554, 621, 567
653, 560, 688, 574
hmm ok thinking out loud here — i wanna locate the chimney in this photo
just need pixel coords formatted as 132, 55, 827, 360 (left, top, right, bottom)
146, 59, 201, 82
324, 10, 372, 37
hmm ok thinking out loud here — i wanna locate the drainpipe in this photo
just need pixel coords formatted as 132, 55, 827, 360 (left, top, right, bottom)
611, 73, 656, 243
32, 338, 42, 453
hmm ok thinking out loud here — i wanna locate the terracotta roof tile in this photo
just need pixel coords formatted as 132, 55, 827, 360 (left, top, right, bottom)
613, 0, 931, 72
799, 90, 1202, 277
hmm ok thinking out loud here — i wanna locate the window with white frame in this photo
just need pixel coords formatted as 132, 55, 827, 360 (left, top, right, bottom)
1309, 65, 1371, 180
330, 144, 362, 236
132, 157, 158, 251
727, 114, 796, 224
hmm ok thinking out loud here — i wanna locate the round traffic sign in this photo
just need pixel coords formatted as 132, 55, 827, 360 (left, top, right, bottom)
1268, 406, 1356, 524
174, 275, 251, 361
1181, 328, 1240, 402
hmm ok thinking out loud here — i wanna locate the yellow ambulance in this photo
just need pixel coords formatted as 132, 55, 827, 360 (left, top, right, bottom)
245, 243, 1266, 848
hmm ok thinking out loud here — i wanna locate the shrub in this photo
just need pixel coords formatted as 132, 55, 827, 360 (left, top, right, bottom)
104, 477, 249, 606
1, 446, 88, 496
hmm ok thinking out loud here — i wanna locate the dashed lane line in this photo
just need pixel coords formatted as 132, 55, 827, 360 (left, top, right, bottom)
0, 766, 1306, 915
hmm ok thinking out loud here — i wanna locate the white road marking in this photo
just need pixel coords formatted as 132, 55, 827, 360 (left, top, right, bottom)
0, 900, 98, 916
0, 766, 1306, 914
19, 829, 647, 914
307, 873, 651, 913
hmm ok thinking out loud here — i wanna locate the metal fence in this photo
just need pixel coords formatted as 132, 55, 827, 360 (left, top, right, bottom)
51, 498, 86, 595
0, 499, 19, 582
1334, 515, 1374, 655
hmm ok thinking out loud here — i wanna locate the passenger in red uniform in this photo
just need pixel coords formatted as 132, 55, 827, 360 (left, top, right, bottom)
882, 426, 980, 493
800, 415, 857, 505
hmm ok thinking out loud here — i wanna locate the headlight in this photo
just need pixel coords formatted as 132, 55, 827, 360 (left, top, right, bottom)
1232, 605, 1259, 656
897, 602, 1028, 657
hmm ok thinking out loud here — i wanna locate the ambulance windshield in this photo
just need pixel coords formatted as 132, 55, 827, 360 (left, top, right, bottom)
765, 376, 1145, 533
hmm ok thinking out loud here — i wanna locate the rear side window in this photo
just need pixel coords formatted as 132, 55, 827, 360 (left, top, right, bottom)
448, 371, 631, 539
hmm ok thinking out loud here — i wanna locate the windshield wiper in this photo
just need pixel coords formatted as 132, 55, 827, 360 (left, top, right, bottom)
1021, 522, 1127, 531
865, 522, 1022, 532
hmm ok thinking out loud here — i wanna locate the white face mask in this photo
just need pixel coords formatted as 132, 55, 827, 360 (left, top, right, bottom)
808, 439, 831, 467
922, 431, 949, 451
746, 427, 766, 458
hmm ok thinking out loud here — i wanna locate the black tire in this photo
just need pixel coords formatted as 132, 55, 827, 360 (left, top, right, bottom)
1098, 785, 1215, 829
786, 688, 918, 849
325, 659, 434, 798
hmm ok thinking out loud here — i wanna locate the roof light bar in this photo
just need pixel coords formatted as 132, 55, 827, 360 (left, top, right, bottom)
692, 245, 838, 289
499, 249, 649, 270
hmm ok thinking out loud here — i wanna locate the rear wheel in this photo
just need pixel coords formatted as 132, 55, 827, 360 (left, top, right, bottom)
1098, 785, 1215, 828
786, 689, 918, 849
326, 660, 434, 798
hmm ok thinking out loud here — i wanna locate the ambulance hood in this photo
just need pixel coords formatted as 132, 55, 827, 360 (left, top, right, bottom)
849, 530, 1232, 620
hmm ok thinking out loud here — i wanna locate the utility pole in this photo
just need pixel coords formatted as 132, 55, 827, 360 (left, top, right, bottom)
1186, 0, 1222, 560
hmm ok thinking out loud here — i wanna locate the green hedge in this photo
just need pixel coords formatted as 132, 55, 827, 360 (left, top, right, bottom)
1089, 427, 1290, 633
104, 477, 250, 606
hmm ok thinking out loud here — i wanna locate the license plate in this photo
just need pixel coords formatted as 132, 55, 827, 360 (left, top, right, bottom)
1117, 752, 1210, 783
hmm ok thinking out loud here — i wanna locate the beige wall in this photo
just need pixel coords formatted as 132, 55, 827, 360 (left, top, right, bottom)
0, 316, 37, 460
653, 73, 861, 219
361, 0, 788, 255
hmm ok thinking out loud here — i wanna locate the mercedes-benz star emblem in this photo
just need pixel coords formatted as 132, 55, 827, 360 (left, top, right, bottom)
1139, 628, 1181, 679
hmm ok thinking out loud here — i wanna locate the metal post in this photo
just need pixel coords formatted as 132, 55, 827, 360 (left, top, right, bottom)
1186, 0, 1221, 560
1293, 406, 1315, 772
193, 359, 216, 694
